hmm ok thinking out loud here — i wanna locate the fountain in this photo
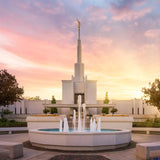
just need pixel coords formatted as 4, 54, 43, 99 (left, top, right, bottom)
77, 95, 82, 132
82, 103, 86, 131
97, 118, 101, 132
63, 118, 69, 132
59, 119, 62, 132
73, 110, 76, 131
28, 95, 131, 151
60, 95, 101, 133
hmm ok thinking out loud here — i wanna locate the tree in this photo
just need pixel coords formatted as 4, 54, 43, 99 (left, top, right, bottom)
102, 107, 109, 114
27, 96, 41, 100
50, 107, 58, 114
142, 78, 160, 110
0, 70, 24, 106
51, 95, 56, 104
111, 108, 118, 115
104, 92, 109, 104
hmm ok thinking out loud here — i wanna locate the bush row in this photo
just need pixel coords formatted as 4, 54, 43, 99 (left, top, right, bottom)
0, 118, 27, 127
133, 121, 160, 128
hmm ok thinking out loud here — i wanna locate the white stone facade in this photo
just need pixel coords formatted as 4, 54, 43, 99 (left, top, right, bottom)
62, 80, 74, 104
111, 99, 160, 116
0, 98, 159, 118
62, 21, 97, 105
0, 99, 50, 115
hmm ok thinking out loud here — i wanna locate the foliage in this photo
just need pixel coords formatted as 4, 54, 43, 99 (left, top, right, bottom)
25, 96, 41, 100
3, 109, 13, 115
133, 117, 160, 127
111, 108, 118, 115
142, 78, 160, 110
50, 107, 58, 114
103, 92, 109, 104
102, 107, 109, 114
154, 117, 160, 123
86, 114, 92, 117
0, 117, 8, 122
43, 108, 50, 114
0, 118, 27, 127
51, 95, 56, 104
133, 117, 160, 128
0, 70, 24, 106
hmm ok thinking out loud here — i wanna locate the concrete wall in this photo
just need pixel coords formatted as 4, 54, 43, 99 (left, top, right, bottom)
0, 102, 23, 115
0, 99, 50, 115
112, 100, 132, 115
62, 80, 74, 104
26, 115, 64, 129
85, 80, 97, 104
94, 99, 160, 117
25, 100, 50, 114
112, 99, 160, 116
94, 115, 134, 130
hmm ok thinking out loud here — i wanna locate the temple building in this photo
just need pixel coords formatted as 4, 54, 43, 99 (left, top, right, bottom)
44, 21, 114, 115
62, 21, 96, 105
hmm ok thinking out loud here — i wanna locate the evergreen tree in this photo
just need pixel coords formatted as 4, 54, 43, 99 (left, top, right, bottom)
104, 92, 109, 104
51, 95, 56, 104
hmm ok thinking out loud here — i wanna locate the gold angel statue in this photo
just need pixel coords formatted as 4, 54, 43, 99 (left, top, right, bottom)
77, 19, 81, 29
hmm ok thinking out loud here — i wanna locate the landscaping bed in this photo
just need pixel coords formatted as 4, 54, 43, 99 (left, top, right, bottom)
133, 118, 160, 128
0, 118, 27, 127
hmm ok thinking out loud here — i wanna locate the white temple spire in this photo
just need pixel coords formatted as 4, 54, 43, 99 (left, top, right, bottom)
74, 20, 84, 81
77, 20, 82, 63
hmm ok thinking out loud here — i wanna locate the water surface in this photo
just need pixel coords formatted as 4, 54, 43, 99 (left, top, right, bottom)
39, 128, 120, 132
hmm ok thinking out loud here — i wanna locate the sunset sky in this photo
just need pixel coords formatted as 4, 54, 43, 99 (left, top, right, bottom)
0, 0, 160, 100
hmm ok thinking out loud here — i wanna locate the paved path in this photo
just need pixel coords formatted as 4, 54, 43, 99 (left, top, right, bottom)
0, 133, 160, 160
0, 127, 27, 134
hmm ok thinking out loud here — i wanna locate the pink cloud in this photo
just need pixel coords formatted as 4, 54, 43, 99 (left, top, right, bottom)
110, 0, 151, 21
101, 26, 110, 32
110, 0, 145, 13
145, 29, 160, 38
71, 0, 82, 5
0, 27, 76, 69
33, 0, 65, 15
111, 7, 152, 21
87, 6, 107, 22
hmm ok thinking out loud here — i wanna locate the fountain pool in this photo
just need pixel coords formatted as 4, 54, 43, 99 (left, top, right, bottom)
29, 128, 131, 151
28, 95, 131, 151
39, 128, 120, 132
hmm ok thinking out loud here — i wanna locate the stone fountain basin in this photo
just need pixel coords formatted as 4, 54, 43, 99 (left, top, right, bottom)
29, 129, 131, 151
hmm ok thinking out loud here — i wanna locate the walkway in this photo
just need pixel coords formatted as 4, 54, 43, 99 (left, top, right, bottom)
0, 133, 160, 160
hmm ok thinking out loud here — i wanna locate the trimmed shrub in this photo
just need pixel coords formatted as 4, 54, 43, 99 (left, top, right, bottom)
102, 107, 109, 114
43, 108, 50, 114
111, 108, 118, 115
50, 107, 58, 114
